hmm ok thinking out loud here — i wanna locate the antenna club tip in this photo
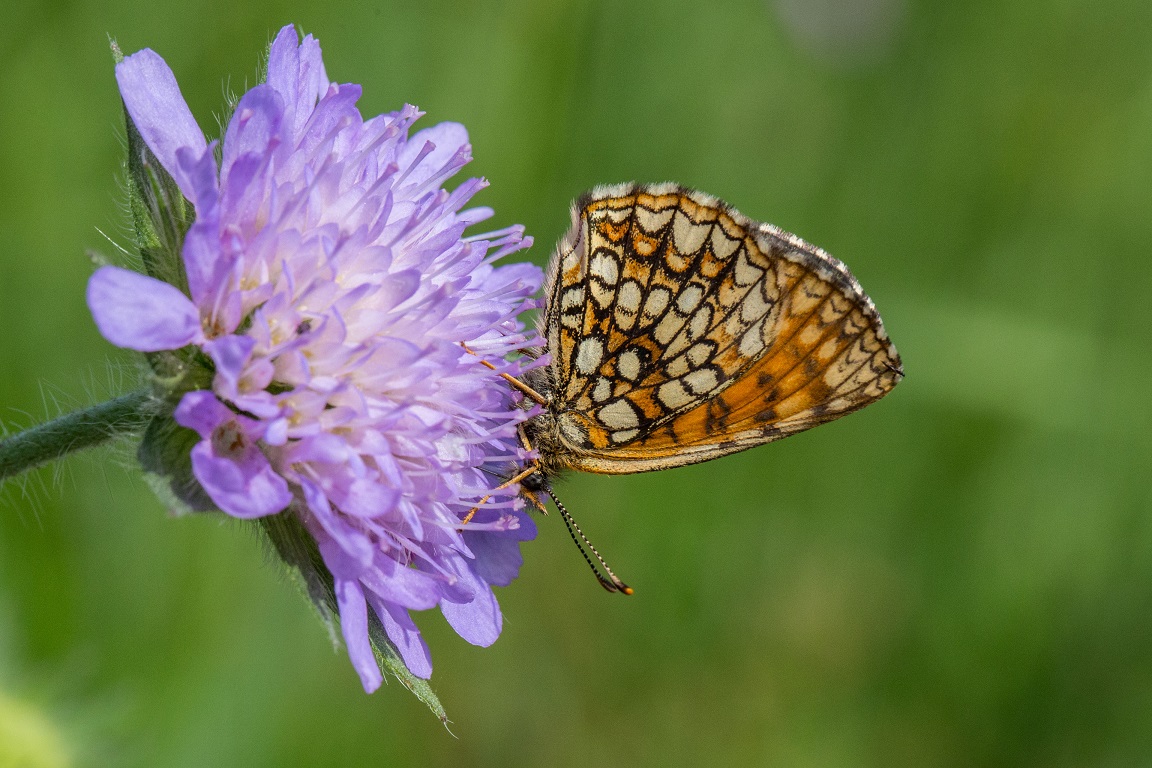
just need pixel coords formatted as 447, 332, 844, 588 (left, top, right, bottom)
621, 586, 634, 596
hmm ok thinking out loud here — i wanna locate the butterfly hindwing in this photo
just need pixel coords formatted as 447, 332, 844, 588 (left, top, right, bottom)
537, 182, 902, 474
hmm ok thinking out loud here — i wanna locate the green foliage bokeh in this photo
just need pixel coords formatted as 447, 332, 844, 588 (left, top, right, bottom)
2, 1, 1150, 765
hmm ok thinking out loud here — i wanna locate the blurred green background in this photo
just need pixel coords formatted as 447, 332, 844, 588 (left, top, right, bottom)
2, 0, 1150, 765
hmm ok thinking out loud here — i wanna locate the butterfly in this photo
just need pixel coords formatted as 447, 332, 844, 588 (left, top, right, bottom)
473, 182, 903, 592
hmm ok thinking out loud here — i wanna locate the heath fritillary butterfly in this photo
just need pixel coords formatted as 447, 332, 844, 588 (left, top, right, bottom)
473, 182, 903, 592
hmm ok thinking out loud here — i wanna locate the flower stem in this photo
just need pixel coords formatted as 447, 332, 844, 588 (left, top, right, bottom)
0, 389, 156, 481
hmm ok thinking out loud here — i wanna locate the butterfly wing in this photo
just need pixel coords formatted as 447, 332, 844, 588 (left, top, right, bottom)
541, 183, 902, 475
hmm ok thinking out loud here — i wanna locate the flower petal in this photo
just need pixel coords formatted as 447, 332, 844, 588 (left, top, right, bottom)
399, 122, 470, 191
204, 334, 255, 390
335, 579, 383, 693
221, 85, 284, 187
373, 598, 433, 679
175, 391, 293, 518
266, 25, 329, 139
461, 509, 537, 587
172, 143, 228, 308
439, 554, 503, 647
361, 556, 440, 611
173, 390, 232, 437
86, 266, 201, 351
115, 49, 209, 202
188, 441, 291, 518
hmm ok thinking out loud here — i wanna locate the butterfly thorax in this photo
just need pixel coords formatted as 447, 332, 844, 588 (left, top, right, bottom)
518, 365, 585, 480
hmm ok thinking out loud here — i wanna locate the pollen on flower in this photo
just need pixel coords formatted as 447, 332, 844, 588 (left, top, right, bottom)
88, 23, 545, 693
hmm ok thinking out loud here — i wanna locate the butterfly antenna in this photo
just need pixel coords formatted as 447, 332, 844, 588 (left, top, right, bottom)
547, 486, 633, 596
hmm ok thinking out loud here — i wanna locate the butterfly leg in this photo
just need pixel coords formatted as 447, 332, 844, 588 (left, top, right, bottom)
459, 463, 541, 527
459, 343, 549, 405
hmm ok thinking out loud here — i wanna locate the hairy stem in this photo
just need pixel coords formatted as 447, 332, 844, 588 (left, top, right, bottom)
0, 389, 155, 481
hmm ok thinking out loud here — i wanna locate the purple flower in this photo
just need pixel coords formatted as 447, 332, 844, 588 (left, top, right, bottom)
88, 26, 544, 691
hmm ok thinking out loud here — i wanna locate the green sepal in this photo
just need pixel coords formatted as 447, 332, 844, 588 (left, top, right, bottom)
369, 614, 448, 723
258, 511, 339, 636
258, 512, 447, 721
137, 407, 219, 516
123, 109, 194, 292
144, 348, 192, 381
144, 343, 215, 389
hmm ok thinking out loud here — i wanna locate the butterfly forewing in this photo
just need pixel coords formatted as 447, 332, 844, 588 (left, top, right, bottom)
539, 182, 902, 475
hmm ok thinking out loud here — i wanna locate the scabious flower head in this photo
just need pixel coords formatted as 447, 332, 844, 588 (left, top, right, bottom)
88, 25, 544, 692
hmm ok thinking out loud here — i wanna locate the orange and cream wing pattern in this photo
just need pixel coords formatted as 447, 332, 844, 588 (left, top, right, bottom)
538, 182, 902, 475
